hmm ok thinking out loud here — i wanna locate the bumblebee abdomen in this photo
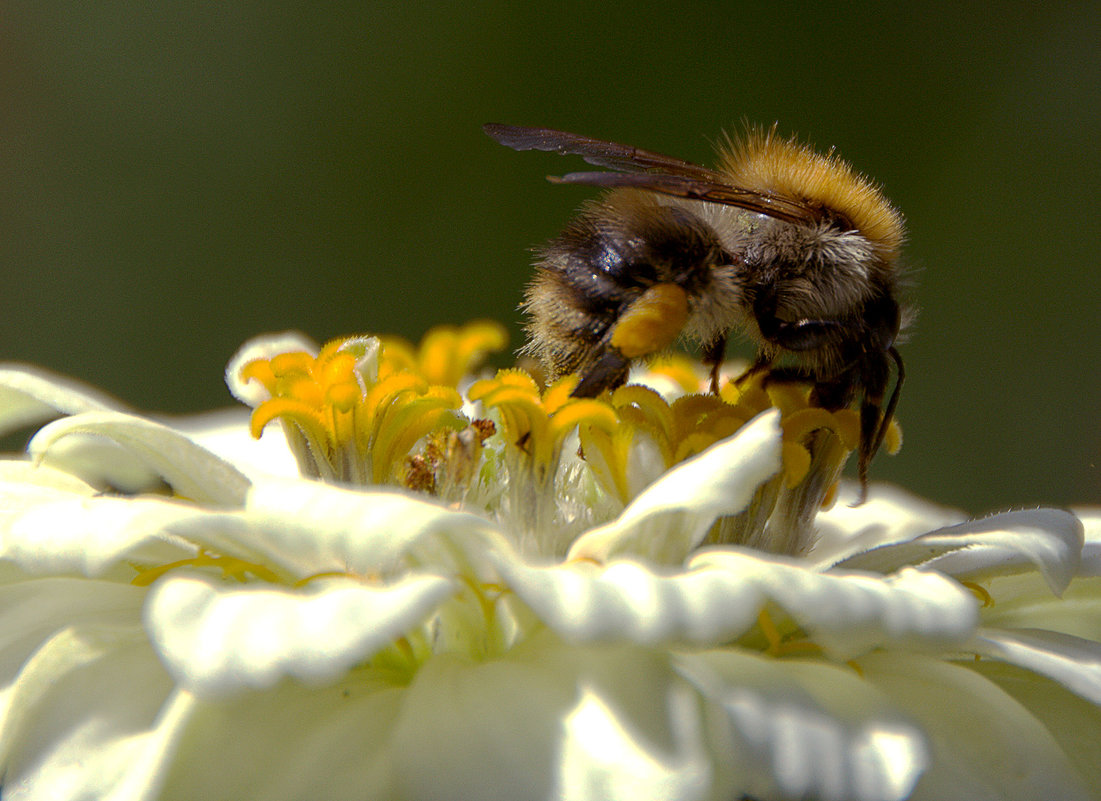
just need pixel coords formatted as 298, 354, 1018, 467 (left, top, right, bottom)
521, 192, 733, 378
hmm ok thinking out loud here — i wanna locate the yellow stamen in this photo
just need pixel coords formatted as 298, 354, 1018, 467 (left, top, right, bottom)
248, 398, 329, 443
238, 358, 278, 394
765, 381, 812, 416
238, 328, 491, 486
961, 581, 994, 608
646, 353, 707, 394
293, 571, 357, 588
782, 408, 859, 452
757, 607, 822, 658
781, 441, 812, 488
380, 320, 508, 387
131, 551, 281, 586
613, 385, 678, 464
473, 372, 619, 480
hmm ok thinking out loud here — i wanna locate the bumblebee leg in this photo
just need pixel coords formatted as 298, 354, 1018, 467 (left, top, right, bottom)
701, 334, 727, 394
572, 349, 632, 398
734, 352, 774, 388
872, 348, 905, 456
571, 282, 690, 399
853, 350, 894, 505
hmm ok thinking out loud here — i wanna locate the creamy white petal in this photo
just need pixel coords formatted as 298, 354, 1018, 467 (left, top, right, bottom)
151, 681, 403, 801
692, 550, 978, 659
0, 579, 148, 766
223, 331, 320, 406
678, 649, 928, 801
145, 574, 456, 698
391, 631, 713, 801
28, 411, 252, 507
971, 627, 1101, 704
500, 549, 976, 657
0, 460, 97, 494
980, 572, 1101, 643
860, 652, 1093, 801
811, 483, 966, 567
243, 478, 511, 579
0, 461, 98, 540
1073, 507, 1101, 576
965, 660, 1101, 795
832, 509, 1083, 596
101, 689, 199, 801
163, 408, 299, 481
0, 618, 174, 801
0, 364, 125, 436
495, 558, 761, 645
568, 411, 782, 564
1, 495, 220, 579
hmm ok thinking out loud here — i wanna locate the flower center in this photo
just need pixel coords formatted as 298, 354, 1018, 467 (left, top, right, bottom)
229, 321, 901, 558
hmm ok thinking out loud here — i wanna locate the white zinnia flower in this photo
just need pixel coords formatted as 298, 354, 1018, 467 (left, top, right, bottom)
0, 323, 1097, 801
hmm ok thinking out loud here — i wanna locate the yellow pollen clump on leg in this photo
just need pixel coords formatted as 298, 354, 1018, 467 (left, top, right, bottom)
610, 284, 689, 359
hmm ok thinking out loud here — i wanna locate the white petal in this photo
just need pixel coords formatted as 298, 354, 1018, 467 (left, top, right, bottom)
103, 689, 198, 801
391, 630, 713, 801
146, 681, 404, 801
692, 550, 979, 659
28, 411, 252, 507
0, 364, 125, 436
833, 509, 1084, 596
677, 649, 928, 801
811, 483, 966, 567
163, 408, 300, 480
1072, 506, 1101, 576
243, 478, 511, 579
569, 410, 782, 564
495, 558, 761, 645
0, 460, 97, 536
145, 574, 455, 697
972, 627, 1101, 705
979, 571, 1101, 643
0, 459, 97, 494
0, 613, 174, 801
501, 549, 977, 657
2, 495, 216, 578
860, 652, 1093, 800
223, 331, 320, 406
966, 658, 1101, 796
0, 579, 148, 765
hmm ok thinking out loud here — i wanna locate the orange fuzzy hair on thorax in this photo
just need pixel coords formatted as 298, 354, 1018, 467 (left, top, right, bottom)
718, 125, 905, 263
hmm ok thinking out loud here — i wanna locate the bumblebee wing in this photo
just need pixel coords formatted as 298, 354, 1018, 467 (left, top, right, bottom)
549, 171, 820, 225
483, 123, 723, 181
484, 123, 822, 224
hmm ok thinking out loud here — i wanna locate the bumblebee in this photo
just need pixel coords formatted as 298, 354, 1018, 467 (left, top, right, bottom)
484, 122, 908, 493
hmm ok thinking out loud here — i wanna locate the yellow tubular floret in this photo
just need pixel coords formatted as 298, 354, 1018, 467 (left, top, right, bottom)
383, 320, 508, 387
237, 358, 279, 394
249, 399, 330, 444
646, 354, 706, 394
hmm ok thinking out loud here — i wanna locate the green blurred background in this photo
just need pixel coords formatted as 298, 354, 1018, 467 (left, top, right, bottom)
2, 2, 1098, 516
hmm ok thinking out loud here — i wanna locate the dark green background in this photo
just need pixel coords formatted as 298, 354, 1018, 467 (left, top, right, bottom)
2, 2, 1098, 516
